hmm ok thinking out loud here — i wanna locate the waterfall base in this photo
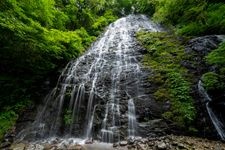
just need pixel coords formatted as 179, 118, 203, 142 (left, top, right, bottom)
8, 135, 225, 150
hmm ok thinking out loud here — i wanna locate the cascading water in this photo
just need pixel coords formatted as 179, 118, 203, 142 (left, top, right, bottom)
17, 15, 161, 143
128, 98, 137, 137
198, 80, 225, 140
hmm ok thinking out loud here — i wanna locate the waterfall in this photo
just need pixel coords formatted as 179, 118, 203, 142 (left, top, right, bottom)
128, 98, 137, 137
17, 15, 161, 143
198, 80, 225, 140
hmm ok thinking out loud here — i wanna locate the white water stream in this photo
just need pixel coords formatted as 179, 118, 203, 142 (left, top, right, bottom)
17, 15, 161, 143
198, 80, 225, 140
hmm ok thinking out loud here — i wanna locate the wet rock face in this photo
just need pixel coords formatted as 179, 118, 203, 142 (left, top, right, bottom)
183, 35, 225, 139
185, 35, 224, 55
183, 35, 224, 75
16, 15, 165, 143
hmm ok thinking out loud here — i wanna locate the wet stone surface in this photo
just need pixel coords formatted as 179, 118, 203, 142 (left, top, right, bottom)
6, 136, 225, 150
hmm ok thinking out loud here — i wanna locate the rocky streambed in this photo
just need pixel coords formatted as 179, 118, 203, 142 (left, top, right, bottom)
3, 135, 225, 150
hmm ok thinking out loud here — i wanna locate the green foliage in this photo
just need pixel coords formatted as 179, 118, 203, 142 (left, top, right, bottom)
153, 88, 169, 102
167, 73, 192, 103
137, 31, 196, 128
64, 110, 73, 125
91, 10, 118, 36
0, 0, 117, 90
0, 100, 32, 140
0, 0, 118, 139
166, 72, 195, 126
177, 22, 206, 36
138, 31, 185, 72
153, 0, 205, 25
152, 0, 225, 35
0, 111, 17, 140
133, 0, 156, 16
201, 72, 224, 92
206, 3, 225, 34
206, 42, 225, 66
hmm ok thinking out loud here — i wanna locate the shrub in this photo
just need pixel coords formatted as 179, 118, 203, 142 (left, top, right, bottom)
201, 72, 224, 91
153, 88, 170, 102
0, 100, 32, 140
206, 42, 225, 67
64, 110, 73, 125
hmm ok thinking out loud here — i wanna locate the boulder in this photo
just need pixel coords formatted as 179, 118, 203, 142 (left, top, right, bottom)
119, 141, 128, 146
26, 144, 44, 150
68, 144, 85, 150
10, 143, 26, 150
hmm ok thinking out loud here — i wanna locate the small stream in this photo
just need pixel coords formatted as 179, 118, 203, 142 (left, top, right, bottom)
198, 80, 225, 140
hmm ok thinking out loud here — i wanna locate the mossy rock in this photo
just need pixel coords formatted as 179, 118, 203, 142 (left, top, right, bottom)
137, 31, 196, 128
148, 73, 165, 85
153, 88, 170, 102
201, 72, 224, 92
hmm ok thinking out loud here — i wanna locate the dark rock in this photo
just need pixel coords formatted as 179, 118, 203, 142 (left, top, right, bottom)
163, 101, 171, 110
137, 143, 147, 150
177, 143, 187, 149
0, 141, 11, 149
138, 119, 168, 138
128, 138, 135, 145
85, 139, 93, 144
51, 138, 59, 145
185, 35, 224, 55
113, 143, 118, 147
127, 145, 135, 149
183, 35, 224, 76
172, 141, 178, 146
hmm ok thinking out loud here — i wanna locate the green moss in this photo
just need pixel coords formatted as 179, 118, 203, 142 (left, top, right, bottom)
137, 31, 196, 128
188, 127, 198, 133
201, 72, 224, 92
148, 72, 165, 85
0, 100, 32, 140
64, 109, 73, 125
0, 111, 17, 140
219, 67, 225, 75
153, 88, 170, 102
206, 41, 225, 67
166, 72, 196, 127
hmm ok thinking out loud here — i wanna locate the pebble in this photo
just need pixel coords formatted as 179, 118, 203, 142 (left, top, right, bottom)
10, 143, 26, 150
67, 144, 84, 150
157, 141, 167, 150
119, 141, 128, 146
113, 143, 118, 147
5, 135, 225, 150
